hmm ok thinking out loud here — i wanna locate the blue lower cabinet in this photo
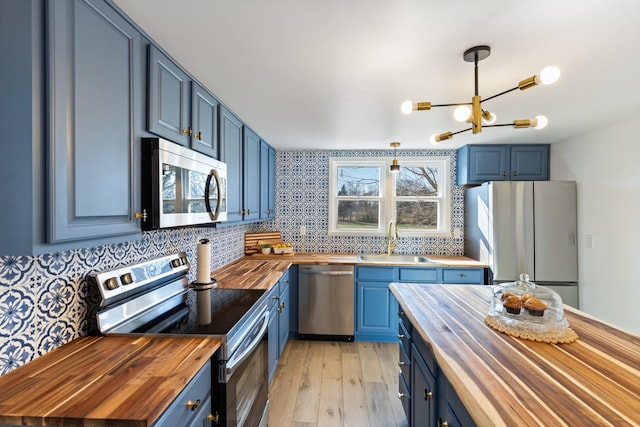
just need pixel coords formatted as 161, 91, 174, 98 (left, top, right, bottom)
355, 281, 398, 342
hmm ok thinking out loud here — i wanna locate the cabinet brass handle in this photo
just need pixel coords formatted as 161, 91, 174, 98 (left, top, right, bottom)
459, 273, 467, 278
208, 412, 219, 422
424, 389, 433, 399
186, 399, 200, 411
272, 295, 279, 300
135, 210, 147, 221
397, 361, 406, 367
512, 171, 518, 176
398, 311, 404, 317
183, 128, 193, 136
397, 333, 405, 340
397, 392, 406, 400
194, 131, 201, 140
276, 307, 282, 313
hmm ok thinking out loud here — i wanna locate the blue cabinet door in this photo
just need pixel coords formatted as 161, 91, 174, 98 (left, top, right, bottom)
278, 281, 290, 356
243, 127, 261, 221
355, 281, 398, 342
259, 141, 276, 220
48, 0, 143, 243
510, 144, 549, 180
463, 145, 509, 184
148, 45, 190, 146
219, 105, 243, 222
268, 292, 279, 382
259, 140, 270, 220
190, 81, 219, 158
268, 146, 276, 219
412, 345, 437, 427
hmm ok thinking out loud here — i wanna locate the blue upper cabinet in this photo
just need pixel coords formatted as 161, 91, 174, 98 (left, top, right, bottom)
191, 82, 219, 158
47, 0, 144, 243
243, 127, 261, 222
147, 45, 191, 147
457, 144, 549, 185
260, 141, 276, 220
509, 144, 550, 180
219, 105, 244, 223
148, 45, 221, 157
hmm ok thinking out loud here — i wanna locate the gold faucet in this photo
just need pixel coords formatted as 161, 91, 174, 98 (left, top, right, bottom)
387, 221, 399, 255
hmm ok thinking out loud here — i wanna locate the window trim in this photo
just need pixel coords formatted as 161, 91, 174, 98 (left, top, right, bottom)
328, 156, 451, 237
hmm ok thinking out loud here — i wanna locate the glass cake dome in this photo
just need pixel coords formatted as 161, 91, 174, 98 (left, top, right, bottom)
488, 273, 569, 334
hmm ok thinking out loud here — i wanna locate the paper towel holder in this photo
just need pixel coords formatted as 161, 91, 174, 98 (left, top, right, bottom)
190, 279, 218, 290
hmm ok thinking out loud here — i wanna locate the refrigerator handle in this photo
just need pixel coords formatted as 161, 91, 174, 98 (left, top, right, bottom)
569, 232, 576, 247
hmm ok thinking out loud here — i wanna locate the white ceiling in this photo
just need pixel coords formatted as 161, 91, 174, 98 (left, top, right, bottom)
114, 0, 640, 150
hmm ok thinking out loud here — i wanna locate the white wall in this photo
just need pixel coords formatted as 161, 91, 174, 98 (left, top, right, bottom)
550, 116, 640, 334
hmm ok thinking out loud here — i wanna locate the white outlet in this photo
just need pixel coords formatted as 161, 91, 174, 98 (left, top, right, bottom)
585, 234, 592, 248
300, 225, 306, 236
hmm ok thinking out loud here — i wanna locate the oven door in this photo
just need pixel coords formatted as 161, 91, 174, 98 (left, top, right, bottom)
213, 310, 269, 427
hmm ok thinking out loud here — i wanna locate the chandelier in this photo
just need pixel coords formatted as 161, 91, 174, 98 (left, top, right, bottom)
401, 45, 560, 145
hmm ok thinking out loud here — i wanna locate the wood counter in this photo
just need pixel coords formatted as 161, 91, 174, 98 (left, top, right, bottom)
246, 252, 487, 267
0, 336, 220, 426
211, 259, 292, 289
390, 283, 640, 426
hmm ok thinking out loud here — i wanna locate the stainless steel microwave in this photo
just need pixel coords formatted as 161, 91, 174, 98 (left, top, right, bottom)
141, 138, 227, 229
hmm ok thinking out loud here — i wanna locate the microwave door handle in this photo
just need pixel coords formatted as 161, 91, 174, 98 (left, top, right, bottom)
204, 169, 221, 220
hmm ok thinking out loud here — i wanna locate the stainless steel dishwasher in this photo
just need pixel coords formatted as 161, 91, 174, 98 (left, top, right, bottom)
298, 264, 355, 341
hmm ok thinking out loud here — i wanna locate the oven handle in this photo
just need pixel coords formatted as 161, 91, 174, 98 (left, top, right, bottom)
225, 310, 269, 378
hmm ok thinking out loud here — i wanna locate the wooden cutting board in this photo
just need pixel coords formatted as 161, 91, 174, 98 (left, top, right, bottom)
245, 231, 282, 255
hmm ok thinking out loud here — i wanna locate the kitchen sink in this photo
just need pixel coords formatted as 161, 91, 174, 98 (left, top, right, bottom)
356, 253, 433, 264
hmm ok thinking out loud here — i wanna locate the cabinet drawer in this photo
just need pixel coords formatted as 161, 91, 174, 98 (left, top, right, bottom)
399, 341, 411, 383
398, 316, 412, 356
399, 372, 411, 421
398, 267, 438, 283
356, 266, 395, 282
155, 360, 212, 427
442, 268, 484, 284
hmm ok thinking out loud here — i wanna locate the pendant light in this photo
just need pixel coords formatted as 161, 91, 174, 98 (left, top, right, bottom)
400, 45, 560, 145
390, 142, 400, 173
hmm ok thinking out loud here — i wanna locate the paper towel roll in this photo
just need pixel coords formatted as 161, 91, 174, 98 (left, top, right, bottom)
196, 288, 212, 325
196, 238, 211, 284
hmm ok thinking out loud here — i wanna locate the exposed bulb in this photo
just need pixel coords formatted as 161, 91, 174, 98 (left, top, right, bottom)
401, 100, 414, 114
482, 110, 497, 124
453, 105, 471, 122
533, 115, 548, 129
429, 134, 440, 145
538, 66, 560, 85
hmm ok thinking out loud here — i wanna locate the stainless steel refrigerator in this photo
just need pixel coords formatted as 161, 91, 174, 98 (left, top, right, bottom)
464, 181, 579, 307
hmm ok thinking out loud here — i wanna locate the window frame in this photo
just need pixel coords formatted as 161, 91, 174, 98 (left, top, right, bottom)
328, 156, 451, 237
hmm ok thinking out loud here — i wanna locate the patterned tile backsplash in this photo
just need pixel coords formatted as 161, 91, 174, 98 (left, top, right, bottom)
0, 148, 462, 375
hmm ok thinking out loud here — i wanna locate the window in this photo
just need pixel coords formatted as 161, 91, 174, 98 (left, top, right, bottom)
328, 157, 450, 236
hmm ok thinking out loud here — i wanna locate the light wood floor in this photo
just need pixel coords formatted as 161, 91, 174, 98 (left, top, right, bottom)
268, 339, 409, 427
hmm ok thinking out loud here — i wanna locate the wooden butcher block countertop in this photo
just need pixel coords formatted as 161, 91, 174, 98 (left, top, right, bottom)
211, 259, 292, 290
247, 252, 487, 267
390, 283, 640, 426
0, 336, 220, 427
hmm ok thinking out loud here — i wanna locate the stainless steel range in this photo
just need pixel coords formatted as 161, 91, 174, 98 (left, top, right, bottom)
90, 253, 269, 427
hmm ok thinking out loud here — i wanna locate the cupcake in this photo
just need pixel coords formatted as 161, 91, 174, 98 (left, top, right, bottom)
500, 291, 515, 301
503, 295, 523, 314
524, 298, 547, 316
520, 294, 535, 304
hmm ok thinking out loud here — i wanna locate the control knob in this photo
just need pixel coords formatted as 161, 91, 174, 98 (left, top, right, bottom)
104, 277, 119, 290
